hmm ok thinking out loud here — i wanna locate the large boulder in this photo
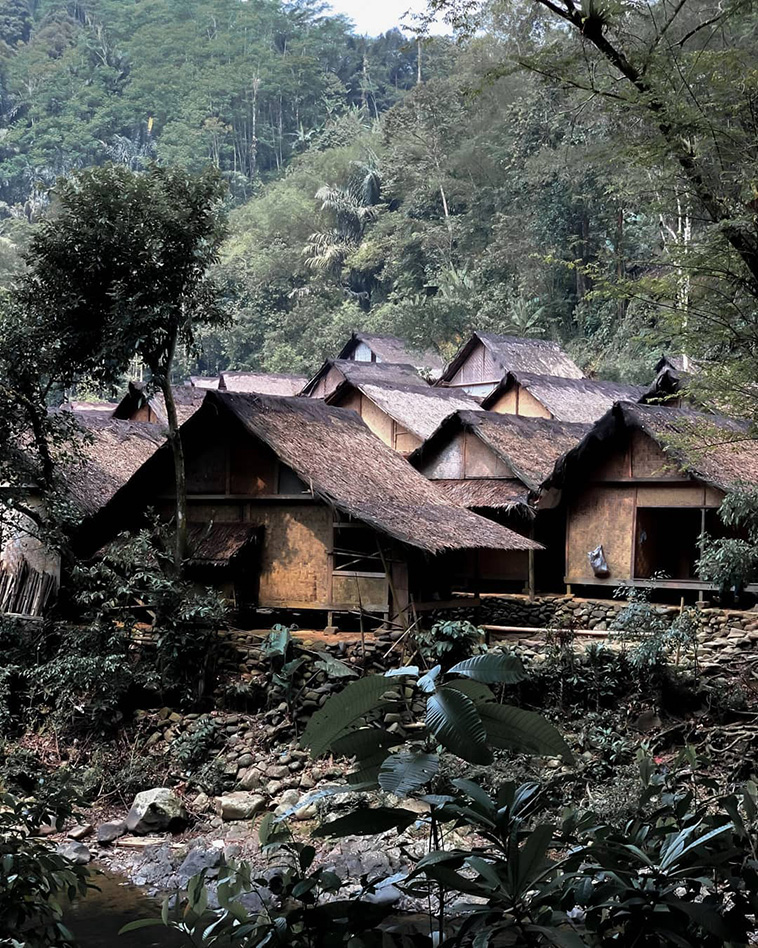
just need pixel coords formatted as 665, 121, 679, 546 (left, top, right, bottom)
125, 788, 189, 835
215, 791, 266, 821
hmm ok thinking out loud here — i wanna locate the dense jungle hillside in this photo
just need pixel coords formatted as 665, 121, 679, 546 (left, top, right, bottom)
0, 0, 692, 383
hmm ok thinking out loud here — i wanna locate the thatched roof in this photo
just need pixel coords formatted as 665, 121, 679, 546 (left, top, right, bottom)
440, 332, 584, 384
60, 414, 166, 516
189, 376, 221, 390
219, 371, 308, 396
543, 401, 758, 495
186, 522, 262, 567
411, 410, 590, 495
300, 359, 425, 398
213, 392, 537, 553
329, 379, 482, 441
431, 478, 531, 510
77, 391, 538, 555
482, 372, 647, 424
338, 332, 444, 376
112, 382, 206, 425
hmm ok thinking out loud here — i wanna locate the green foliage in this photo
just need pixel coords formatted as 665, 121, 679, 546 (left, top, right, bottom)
611, 582, 701, 681
0, 2, 425, 210
0, 523, 227, 739
121, 814, 396, 947
0, 790, 91, 948
415, 619, 486, 666
302, 652, 571, 793
698, 488, 758, 596
171, 717, 221, 772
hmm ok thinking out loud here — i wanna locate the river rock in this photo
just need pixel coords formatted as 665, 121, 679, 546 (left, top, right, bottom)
68, 823, 93, 841
176, 846, 222, 886
238, 767, 262, 791
97, 820, 127, 844
216, 791, 266, 821
126, 788, 189, 835
57, 841, 91, 865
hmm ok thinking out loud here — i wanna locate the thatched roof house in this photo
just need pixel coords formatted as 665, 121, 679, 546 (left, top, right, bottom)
438, 332, 584, 397
411, 411, 589, 512
1, 412, 165, 618
301, 359, 425, 399
482, 372, 647, 424
337, 331, 444, 379
218, 371, 307, 396
541, 401, 758, 594
409, 411, 589, 593
113, 382, 206, 426
189, 376, 221, 390
74, 391, 538, 619
326, 378, 482, 454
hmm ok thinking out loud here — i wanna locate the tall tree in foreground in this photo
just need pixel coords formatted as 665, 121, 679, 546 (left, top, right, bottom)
17, 164, 228, 568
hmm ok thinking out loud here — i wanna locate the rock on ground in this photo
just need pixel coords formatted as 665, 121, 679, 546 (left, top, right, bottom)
126, 788, 189, 835
216, 791, 267, 821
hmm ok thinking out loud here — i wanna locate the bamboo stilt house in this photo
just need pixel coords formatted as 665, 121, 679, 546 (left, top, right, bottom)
300, 359, 425, 399
437, 332, 584, 398
336, 331, 444, 380
1, 413, 165, 617
541, 401, 758, 596
482, 372, 647, 424
410, 411, 590, 591
73, 392, 539, 622
325, 378, 481, 455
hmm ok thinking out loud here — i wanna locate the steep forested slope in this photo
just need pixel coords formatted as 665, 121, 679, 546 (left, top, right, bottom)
0, 0, 422, 208
0, 1, 696, 385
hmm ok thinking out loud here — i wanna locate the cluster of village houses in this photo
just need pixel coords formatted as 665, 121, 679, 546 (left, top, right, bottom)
3, 330, 758, 624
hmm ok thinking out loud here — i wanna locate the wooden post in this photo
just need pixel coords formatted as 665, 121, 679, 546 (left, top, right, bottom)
528, 549, 535, 602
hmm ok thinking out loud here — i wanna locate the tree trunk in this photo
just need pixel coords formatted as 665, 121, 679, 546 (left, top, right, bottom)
156, 332, 187, 572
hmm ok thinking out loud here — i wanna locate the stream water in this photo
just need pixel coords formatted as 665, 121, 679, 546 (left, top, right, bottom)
65, 872, 185, 948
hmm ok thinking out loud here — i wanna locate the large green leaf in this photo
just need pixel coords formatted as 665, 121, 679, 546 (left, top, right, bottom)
426, 686, 492, 765
313, 651, 358, 678
301, 675, 399, 758
446, 679, 496, 704
331, 727, 399, 787
312, 806, 418, 838
479, 703, 573, 763
331, 727, 396, 761
448, 652, 526, 684
378, 752, 439, 797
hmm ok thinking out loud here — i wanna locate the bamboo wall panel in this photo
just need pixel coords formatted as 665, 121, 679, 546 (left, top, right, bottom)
567, 485, 635, 583
251, 504, 331, 606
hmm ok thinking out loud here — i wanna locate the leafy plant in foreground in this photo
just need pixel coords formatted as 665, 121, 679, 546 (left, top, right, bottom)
0, 791, 91, 948
301, 650, 572, 793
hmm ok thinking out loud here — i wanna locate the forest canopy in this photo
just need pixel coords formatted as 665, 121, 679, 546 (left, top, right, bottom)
0, 0, 746, 390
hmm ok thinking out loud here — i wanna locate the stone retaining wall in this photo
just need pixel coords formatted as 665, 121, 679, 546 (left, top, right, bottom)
434, 593, 758, 673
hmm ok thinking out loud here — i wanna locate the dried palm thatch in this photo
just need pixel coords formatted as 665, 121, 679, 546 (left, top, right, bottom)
186, 522, 262, 567
112, 381, 206, 425
218, 371, 307, 396
431, 478, 530, 510
338, 331, 444, 376
300, 359, 425, 398
206, 392, 538, 554
483, 372, 647, 424
411, 410, 590, 496
60, 414, 166, 515
544, 401, 758, 494
440, 332, 584, 384
329, 379, 482, 441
